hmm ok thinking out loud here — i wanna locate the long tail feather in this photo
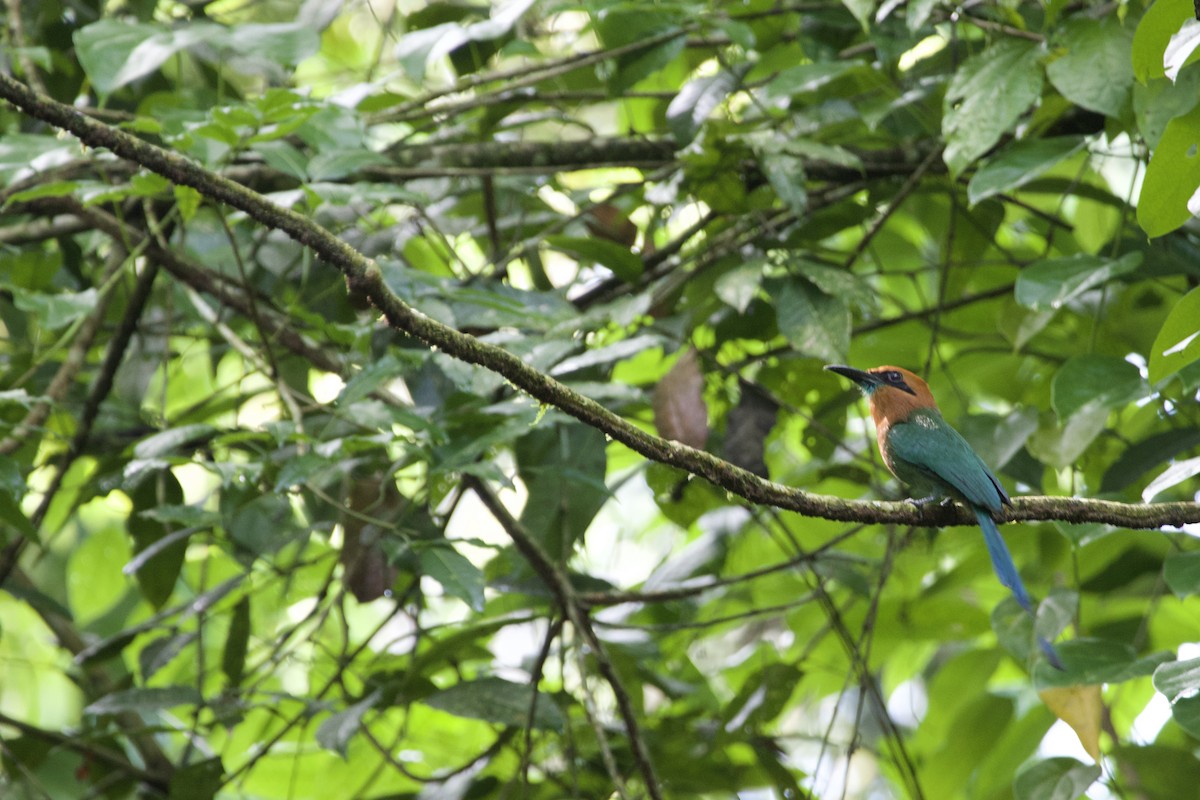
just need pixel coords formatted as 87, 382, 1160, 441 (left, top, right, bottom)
973, 506, 1033, 613
973, 506, 1064, 669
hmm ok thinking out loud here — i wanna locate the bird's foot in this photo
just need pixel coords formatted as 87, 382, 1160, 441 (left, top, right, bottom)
907, 495, 952, 509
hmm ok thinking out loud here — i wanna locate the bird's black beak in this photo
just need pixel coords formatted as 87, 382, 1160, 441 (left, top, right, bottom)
824, 364, 880, 391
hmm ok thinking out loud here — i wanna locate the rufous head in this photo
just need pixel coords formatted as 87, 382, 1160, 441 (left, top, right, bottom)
825, 364, 938, 424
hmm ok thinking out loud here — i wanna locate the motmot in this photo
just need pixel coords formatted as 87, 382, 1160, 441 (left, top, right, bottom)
826, 364, 1062, 668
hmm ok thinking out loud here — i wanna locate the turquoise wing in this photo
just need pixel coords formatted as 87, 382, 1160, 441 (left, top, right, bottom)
886, 411, 1009, 513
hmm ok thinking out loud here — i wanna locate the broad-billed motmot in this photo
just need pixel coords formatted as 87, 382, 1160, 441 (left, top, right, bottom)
826, 364, 1063, 669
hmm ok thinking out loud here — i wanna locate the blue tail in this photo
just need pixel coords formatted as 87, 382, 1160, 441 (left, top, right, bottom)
974, 506, 1033, 613
973, 506, 1064, 670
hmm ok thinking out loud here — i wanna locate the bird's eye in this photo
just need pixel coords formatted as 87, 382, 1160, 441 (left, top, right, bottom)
885, 370, 903, 383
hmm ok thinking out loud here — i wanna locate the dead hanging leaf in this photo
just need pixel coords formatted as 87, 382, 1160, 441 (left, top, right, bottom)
1039, 684, 1103, 762
653, 348, 708, 449
723, 382, 779, 478
584, 203, 638, 249
344, 274, 374, 312
341, 476, 403, 602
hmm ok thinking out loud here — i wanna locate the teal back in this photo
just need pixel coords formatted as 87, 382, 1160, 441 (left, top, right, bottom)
884, 408, 1009, 513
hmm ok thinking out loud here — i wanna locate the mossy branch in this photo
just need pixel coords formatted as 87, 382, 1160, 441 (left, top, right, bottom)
1, 73, 1196, 531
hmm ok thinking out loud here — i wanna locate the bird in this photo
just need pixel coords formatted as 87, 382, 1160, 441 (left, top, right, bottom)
825, 364, 1063, 669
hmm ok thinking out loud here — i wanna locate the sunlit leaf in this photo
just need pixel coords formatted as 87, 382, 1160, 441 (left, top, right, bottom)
968, 137, 1086, 205
1148, 286, 1200, 383
1051, 355, 1146, 420
424, 677, 565, 731
85, 686, 202, 715
316, 691, 381, 758
1138, 103, 1200, 237
943, 39, 1044, 175
1142, 455, 1200, 502
417, 542, 485, 611
1046, 17, 1134, 117
770, 277, 850, 363
1014, 253, 1142, 311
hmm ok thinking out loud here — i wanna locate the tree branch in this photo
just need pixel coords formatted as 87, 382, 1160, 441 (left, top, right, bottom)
0, 73, 1195, 530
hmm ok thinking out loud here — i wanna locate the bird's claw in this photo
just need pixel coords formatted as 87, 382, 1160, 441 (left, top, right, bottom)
907, 495, 953, 509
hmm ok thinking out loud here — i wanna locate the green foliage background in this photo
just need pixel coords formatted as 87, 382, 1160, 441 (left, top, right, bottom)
0, 0, 1199, 798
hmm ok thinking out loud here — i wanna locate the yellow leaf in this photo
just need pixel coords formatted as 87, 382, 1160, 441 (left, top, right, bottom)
1039, 684, 1103, 761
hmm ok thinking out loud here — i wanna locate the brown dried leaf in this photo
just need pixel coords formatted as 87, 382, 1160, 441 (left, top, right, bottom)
584, 203, 638, 248
653, 348, 708, 449
723, 383, 779, 477
341, 476, 402, 602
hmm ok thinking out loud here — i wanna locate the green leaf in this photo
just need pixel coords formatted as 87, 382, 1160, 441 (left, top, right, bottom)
1135, 68, 1200, 150
139, 632, 197, 682
1137, 103, 1200, 237
594, 11, 687, 92
274, 452, 341, 492
549, 334, 661, 376
1110, 745, 1200, 797
1013, 757, 1102, 800
714, 261, 764, 313
85, 686, 203, 715
253, 140, 309, 180
760, 150, 808, 215
418, 542, 485, 611
12, 287, 99, 330
7, 180, 82, 203
721, 664, 802, 731
514, 422, 609, 559
0, 458, 23, 500
423, 676, 565, 731
1027, 400, 1109, 468
133, 424, 217, 459
1014, 252, 1142, 311
0, 492, 37, 543
770, 277, 850, 363
396, 0, 534, 80
1170, 695, 1200, 738
839, 0, 874, 29
222, 597, 251, 687
967, 137, 1086, 205
1133, 0, 1194, 82
1046, 18, 1134, 117
316, 691, 380, 758
1033, 639, 1172, 689
128, 472, 187, 609
223, 22, 320, 66
1153, 656, 1200, 699
1101, 429, 1200, 493
338, 354, 403, 407
1164, 551, 1200, 597
167, 757, 224, 800
667, 70, 737, 144
1149, 286, 1200, 383
943, 39, 1044, 176
761, 62, 855, 100
1051, 355, 1146, 420
545, 235, 643, 282
73, 19, 169, 94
